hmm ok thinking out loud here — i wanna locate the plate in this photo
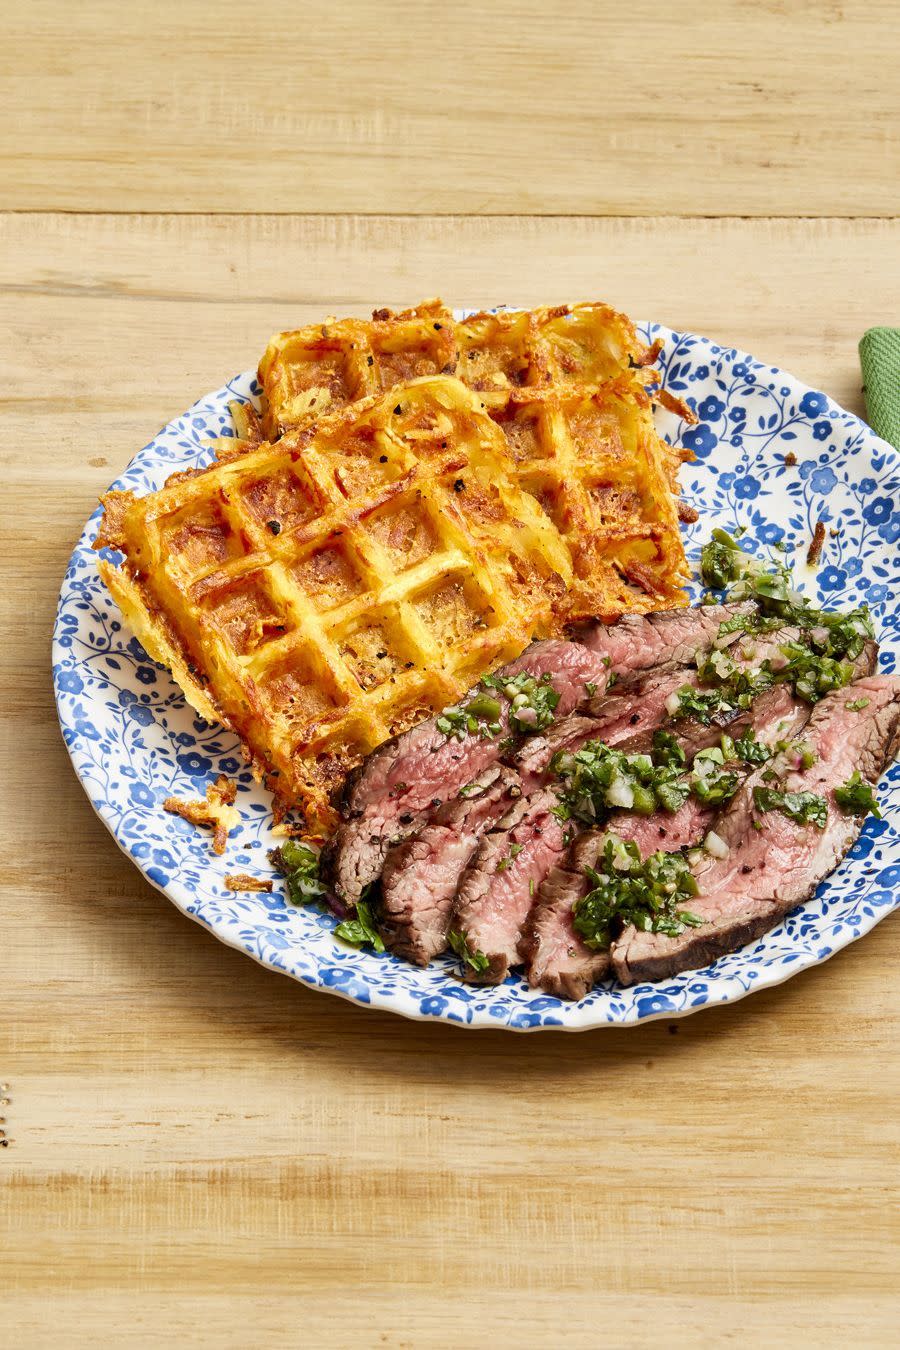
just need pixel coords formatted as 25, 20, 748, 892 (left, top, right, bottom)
52, 324, 900, 1030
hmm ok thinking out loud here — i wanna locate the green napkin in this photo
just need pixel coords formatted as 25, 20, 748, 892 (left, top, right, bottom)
859, 327, 900, 450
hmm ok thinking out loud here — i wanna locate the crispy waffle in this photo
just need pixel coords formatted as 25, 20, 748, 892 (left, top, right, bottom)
489, 374, 688, 615
95, 376, 579, 832
257, 300, 667, 441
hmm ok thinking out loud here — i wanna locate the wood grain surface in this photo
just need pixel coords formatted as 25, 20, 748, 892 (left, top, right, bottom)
4, 0, 900, 217
2, 3, 900, 1345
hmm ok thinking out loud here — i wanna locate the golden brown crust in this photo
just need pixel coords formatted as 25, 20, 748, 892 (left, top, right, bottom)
163, 775, 239, 854
258, 300, 663, 442
224, 873, 274, 892
98, 310, 691, 833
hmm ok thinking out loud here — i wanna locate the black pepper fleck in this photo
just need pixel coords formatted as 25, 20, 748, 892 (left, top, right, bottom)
379, 455, 388, 463
629, 713, 640, 725
453, 479, 465, 492
376, 650, 387, 659
267, 520, 281, 535
394, 404, 402, 415
367, 355, 374, 366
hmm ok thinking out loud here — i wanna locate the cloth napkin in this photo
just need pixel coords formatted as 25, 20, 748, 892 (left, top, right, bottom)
859, 327, 900, 450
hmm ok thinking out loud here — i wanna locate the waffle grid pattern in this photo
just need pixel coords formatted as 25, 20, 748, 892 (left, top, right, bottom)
97, 378, 577, 828
258, 300, 661, 439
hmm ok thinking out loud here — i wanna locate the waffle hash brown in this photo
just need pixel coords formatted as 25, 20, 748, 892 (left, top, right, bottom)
489, 374, 688, 616
257, 300, 666, 441
95, 377, 582, 831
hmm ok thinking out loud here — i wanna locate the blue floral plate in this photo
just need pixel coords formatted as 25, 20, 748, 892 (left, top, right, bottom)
53, 324, 900, 1030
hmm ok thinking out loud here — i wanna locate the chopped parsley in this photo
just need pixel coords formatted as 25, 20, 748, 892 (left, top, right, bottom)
833, 771, 882, 819
752, 786, 828, 829
652, 729, 687, 768
572, 835, 703, 950
436, 701, 501, 742
448, 928, 491, 973
700, 528, 748, 589
691, 759, 740, 806
551, 739, 692, 824
690, 531, 876, 716
732, 729, 773, 764
334, 899, 385, 953
482, 669, 561, 735
438, 671, 560, 742
270, 839, 328, 905
497, 842, 524, 872
846, 697, 870, 711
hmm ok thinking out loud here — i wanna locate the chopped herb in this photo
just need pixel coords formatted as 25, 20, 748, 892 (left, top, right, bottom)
482, 669, 560, 735
732, 729, 772, 764
447, 928, 491, 973
700, 528, 747, 589
846, 697, 870, 711
691, 766, 740, 806
270, 839, 328, 905
776, 640, 856, 705
334, 899, 385, 953
529, 877, 536, 897
465, 691, 502, 722
584, 681, 598, 697
753, 786, 828, 828
497, 842, 524, 872
572, 835, 702, 950
436, 706, 484, 741
652, 729, 687, 769
703, 531, 873, 677
551, 738, 691, 824
438, 671, 561, 744
833, 771, 882, 819
795, 741, 818, 770
671, 671, 771, 725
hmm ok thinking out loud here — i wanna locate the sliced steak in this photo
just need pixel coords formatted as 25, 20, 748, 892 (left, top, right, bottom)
378, 765, 521, 966
452, 788, 569, 984
514, 626, 868, 790
573, 602, 754, 670
513, 661, 709, 789
330, 638, 613, 903
612, 675, 900, 986
521, 831, 612, 1001
522, 683, 810, 999
611, 684, 811, 854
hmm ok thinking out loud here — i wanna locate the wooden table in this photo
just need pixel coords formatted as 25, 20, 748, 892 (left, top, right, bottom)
3, 3, 899, 1345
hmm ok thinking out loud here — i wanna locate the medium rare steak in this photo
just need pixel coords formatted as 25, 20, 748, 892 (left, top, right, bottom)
612, 675, 900, 986
521, 831, 612, 1001
452, 788, 568, 984
574, 602, 754, 670
378, 765, 521, 965
514, 625, 872, 790
457, 655, 816, 990
332, 605, 766, 904
522, 683, 810, 999
329, 638, 613, 903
